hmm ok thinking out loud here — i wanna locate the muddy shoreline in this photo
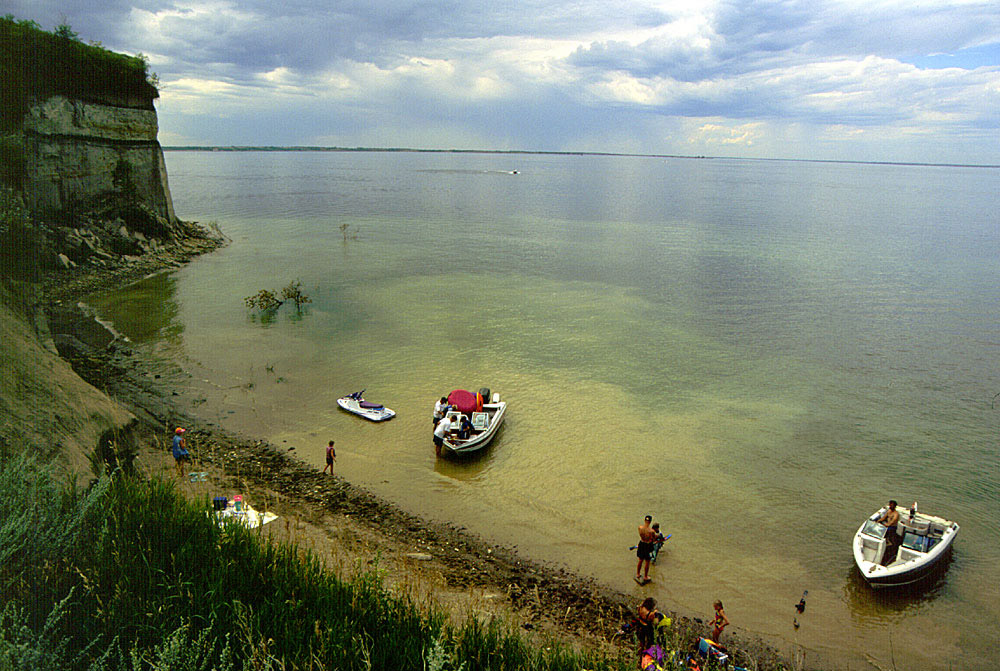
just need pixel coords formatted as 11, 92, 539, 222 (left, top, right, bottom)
41, 227, 799, 670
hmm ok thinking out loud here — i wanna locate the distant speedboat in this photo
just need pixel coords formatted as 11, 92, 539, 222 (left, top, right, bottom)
436, 387, 506, 456
337, 390, 395, 422
853, 506, 959, 588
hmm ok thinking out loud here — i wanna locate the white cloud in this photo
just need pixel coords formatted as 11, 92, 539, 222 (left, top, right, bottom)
9, 0, 999, 162
692, 121, 764, 146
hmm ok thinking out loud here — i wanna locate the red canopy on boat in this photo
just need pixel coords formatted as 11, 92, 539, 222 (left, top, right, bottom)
447, 389, 478, 414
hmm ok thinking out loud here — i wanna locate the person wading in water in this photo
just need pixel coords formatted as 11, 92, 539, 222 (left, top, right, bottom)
636, 515, 657, 584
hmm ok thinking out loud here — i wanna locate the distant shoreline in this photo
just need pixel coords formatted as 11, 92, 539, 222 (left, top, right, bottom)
161, 146, 1000, 170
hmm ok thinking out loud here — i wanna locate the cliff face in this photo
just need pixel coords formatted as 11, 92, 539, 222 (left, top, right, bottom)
24, 95, 176, 223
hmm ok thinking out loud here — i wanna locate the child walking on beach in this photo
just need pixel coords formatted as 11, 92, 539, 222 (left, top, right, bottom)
172, 427, 189, 478
323, 440, 336, 474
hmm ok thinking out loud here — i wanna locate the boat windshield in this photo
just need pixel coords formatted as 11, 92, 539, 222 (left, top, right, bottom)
902, 533, 929, 552
861, 520, 887, 539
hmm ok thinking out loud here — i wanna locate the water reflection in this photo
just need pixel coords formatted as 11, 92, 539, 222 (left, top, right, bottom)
431, 424, 505, 481
87, 271, 183, 345
843, 550, 956, 624
246, 308, 309, 326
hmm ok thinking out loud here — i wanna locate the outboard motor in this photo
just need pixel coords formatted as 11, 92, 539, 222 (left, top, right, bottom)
478, 388, 491, 405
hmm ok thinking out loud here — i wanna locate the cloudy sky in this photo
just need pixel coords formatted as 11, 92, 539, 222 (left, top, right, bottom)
12, 0, 1000, 163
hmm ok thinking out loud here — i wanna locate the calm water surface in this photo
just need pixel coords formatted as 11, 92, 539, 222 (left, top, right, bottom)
92, 151, 1000, 670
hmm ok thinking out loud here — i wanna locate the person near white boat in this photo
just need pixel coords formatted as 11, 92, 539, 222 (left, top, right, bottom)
322, 440, 336, 475
433, 396, 448, 425
433, 414, 453, 457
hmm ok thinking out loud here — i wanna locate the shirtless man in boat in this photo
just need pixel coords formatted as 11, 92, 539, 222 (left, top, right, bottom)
877, 500, 901, 548
636, 515, 657, 584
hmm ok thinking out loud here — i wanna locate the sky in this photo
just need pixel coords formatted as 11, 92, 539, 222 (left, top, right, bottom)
10, 0, 1000, 164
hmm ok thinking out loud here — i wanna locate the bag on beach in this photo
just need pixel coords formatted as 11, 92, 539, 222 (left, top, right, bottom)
639, 645, 665, 671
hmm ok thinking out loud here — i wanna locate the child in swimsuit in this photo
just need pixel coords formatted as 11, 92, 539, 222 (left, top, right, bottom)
710, 600, 729, 643
323, 440, 336, 474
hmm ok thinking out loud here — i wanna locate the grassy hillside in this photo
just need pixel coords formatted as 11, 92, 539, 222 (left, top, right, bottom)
0, 456, 635, 671
0, 290, 134, 474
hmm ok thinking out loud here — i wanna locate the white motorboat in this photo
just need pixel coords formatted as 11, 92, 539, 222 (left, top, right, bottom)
337, 391, 395, 422
436, 388, 506, 456
853, 505, 959, 588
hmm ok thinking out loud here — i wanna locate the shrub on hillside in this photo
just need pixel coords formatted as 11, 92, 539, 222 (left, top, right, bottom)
0, 185, 53, 281
0, 133, 26, 189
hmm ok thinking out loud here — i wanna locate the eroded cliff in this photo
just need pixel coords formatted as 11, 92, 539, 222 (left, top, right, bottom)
0, 18, 221, 475
24, 94, 177, 223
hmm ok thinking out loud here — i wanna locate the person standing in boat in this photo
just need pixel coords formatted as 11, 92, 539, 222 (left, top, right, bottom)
458, 414, 473, 440
433, 396, 449, 425
323, 440, 336, 474
877, 500, 901, 544
433, 414, 453, 457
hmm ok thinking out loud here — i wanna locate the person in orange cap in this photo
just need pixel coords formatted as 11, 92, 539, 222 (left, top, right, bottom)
172, 427, 190, 477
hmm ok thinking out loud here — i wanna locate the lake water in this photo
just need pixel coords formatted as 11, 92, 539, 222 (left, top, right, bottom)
92, 151, 1000, 670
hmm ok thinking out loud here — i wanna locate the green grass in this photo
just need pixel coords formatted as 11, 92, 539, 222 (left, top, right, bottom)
0, 454, 633, 670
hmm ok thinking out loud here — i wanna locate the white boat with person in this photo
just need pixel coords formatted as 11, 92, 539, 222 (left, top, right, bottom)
337, 390, 396, 422
853, 503, 959, 588
434, 388, 506, 456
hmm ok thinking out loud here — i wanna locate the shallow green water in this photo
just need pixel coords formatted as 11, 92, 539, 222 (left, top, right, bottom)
91, 151, 1000, 669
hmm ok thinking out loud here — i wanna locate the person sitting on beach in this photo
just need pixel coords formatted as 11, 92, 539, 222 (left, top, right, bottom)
433, 415, 453, 456
172, 427, 190, 477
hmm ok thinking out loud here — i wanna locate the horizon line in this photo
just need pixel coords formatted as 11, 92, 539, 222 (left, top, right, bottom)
160, 145, 1000, 170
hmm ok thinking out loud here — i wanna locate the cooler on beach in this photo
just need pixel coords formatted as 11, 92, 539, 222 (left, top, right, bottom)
698, 638, 728, 665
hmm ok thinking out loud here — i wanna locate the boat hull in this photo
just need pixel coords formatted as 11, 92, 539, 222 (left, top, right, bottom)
441, 401, 506, 456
